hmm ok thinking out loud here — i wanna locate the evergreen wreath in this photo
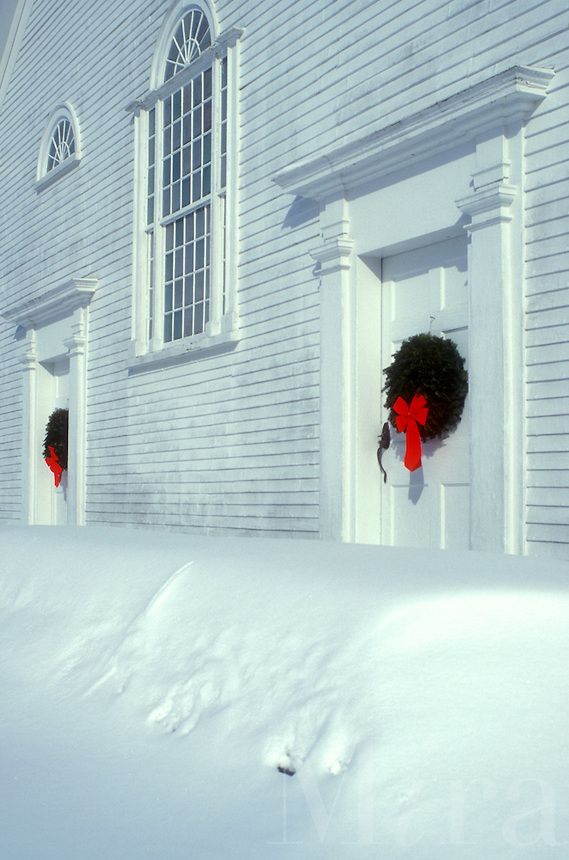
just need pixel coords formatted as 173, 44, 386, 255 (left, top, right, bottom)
43, 408, 69, 470
383, 333, 468, 440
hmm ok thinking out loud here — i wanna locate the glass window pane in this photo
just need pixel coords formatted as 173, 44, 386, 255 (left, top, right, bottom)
183, 114, 191, 145
173, 121, 181, 151
203, 132, 211, 165
183, 307, 194, 337
195, 270, 204, 302
173, 310, 183, 340
192, 139, 201, 169
192, 107, 202, 139
174, 279, 183, 308
196, 208, 205, 237
175, 247, 184, 276
184, 244, 193, 273
204, 68, 212, 98
165, 252, 173, 281
194, 304, 204, 335
165, 283, 173, 312
166, 223, 174, 251
163, 127, 171, 156
196, 239, 204, 269
191, 171, 200, 202
182, 177, 191, 207
173, 89, 181, 119
193, 75, 202, 106
182, 145, 191, 175
203, 101, 211, 132
203, 165, 211, 196
171, 181, 180, 211
172, 151, 181, 182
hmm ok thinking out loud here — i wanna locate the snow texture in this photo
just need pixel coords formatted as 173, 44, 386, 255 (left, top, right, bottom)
0, 525, 568, 858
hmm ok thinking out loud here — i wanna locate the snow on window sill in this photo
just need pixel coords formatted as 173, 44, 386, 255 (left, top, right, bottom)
127, 322, 239, 374
35, 154, 81, 192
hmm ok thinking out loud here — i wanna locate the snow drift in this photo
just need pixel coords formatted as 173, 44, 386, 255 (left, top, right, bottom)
0, 525, 568, 858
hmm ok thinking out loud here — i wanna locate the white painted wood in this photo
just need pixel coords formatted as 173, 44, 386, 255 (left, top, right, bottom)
0, 0, 568, 552
380, 238, 470, 550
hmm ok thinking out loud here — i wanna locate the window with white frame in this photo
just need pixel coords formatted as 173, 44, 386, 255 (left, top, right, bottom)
131, 4, 241, 365
36, 104, 81, 190
47, 118, 76, 171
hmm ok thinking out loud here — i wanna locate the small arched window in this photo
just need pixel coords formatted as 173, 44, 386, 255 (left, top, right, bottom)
47, 118, 76, 171
130, 3, 242, 365
36, 104, 81, 190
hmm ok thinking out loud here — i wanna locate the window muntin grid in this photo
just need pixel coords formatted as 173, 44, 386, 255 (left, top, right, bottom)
47, 119, 75, 172
163, 206, 210, 342
161, 68, 212, 218
164, 8, 211, 82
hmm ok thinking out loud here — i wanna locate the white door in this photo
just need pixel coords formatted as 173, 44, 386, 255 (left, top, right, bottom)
35, 357, 69, 525
381, 236, 470, 549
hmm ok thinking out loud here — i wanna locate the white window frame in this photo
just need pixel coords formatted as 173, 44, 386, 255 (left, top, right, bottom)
128, 3, 242, 372
36, 103, 81, 192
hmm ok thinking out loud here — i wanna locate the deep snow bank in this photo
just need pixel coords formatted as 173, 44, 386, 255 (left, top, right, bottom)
0, 525, 568, 859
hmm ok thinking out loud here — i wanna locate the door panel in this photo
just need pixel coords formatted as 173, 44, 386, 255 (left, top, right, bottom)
381, 237, 470, 549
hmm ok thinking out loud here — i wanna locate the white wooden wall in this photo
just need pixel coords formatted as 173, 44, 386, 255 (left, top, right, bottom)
0, 0, 568, 552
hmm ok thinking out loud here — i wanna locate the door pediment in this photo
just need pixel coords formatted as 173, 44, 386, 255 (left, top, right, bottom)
274, 65, 553, 202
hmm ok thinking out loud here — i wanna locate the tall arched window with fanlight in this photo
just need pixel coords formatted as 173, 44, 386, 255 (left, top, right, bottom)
130, 3, 242, 367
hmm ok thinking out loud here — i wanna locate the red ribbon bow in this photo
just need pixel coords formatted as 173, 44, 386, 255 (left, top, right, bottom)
393, 394, 429, 472
45, 445, 63, 488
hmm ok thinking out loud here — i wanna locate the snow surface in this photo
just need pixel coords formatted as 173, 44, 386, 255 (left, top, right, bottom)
0, 525, 568, 858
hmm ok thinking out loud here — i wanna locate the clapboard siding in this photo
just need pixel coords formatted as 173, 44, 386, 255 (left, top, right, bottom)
523, 9, 569, 554
1, 0, 568, 549
0, 328, 22, 519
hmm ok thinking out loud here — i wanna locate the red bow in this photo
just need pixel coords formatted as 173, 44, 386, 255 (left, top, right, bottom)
393, 394, 429, 472
45, 445, 63, 488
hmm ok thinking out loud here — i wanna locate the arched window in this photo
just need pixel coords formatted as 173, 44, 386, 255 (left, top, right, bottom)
36, 104, 81, 190
47, 118, 76, 171
130, 4, 242, 366
164, 8, 212, 81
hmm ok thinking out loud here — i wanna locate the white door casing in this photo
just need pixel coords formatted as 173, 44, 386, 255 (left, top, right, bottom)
274, 66, 554, 552
1, 277, 97, 526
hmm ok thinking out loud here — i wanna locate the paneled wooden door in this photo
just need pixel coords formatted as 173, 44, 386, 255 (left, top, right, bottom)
380, 236, 470, 549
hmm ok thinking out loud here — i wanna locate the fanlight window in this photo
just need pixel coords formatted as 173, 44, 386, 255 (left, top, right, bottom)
164, 9, 212, 81
47, 118, 76, 172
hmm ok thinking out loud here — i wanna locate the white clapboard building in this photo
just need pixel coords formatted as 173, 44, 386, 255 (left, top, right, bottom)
0, 0, 567, 557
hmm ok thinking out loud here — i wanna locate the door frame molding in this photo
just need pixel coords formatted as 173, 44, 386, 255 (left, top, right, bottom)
274, 66, 553, 551
2, 277, 97, 525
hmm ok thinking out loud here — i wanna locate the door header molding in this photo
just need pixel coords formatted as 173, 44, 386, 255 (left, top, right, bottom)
1, 276, 98, 329
273, 65, 553, 202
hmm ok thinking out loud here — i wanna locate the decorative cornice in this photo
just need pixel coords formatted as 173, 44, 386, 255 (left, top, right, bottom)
1, 277, 98, 328
274, 65, 554, 201
456, 183, 517, 230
